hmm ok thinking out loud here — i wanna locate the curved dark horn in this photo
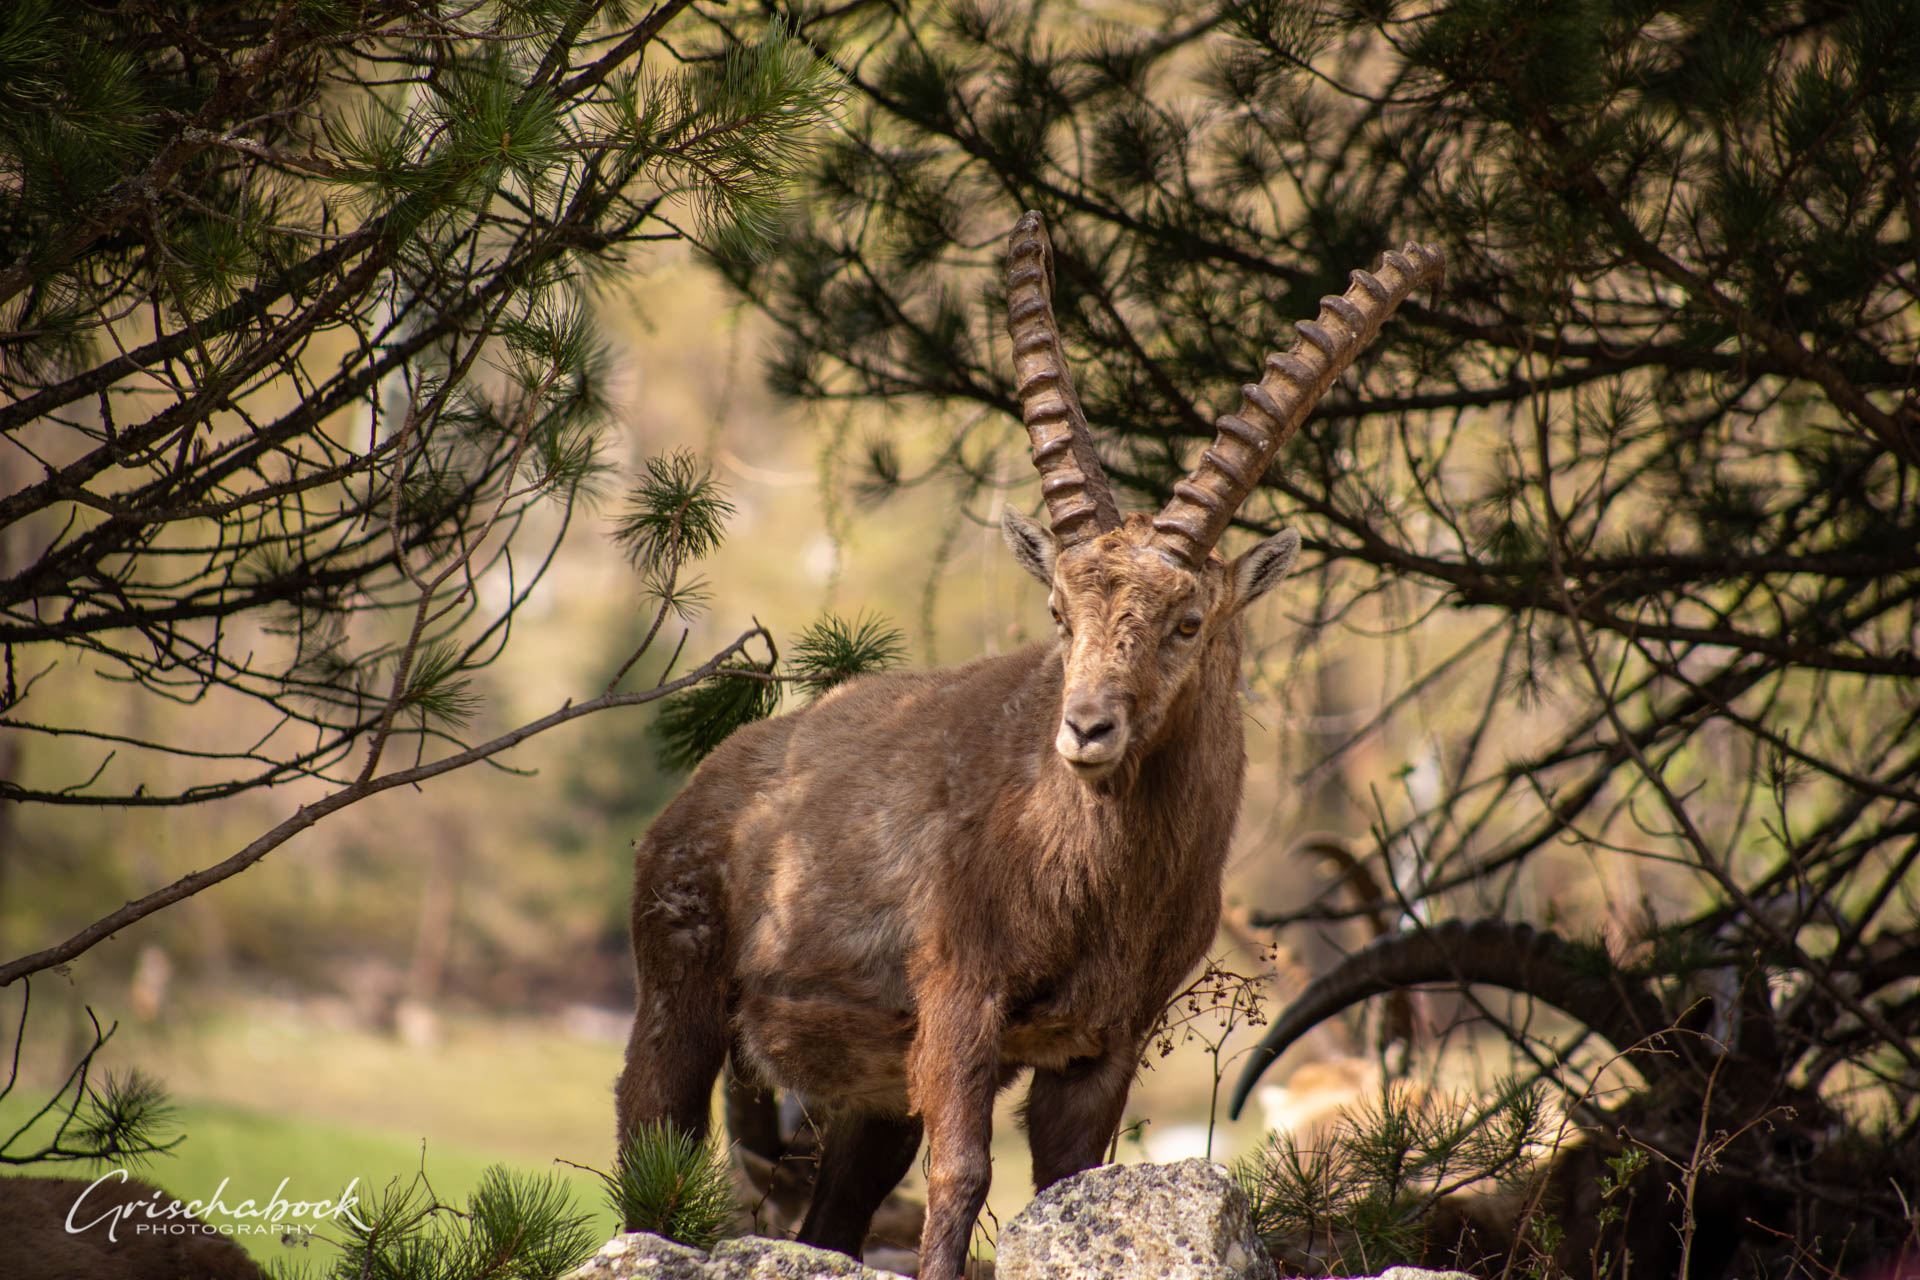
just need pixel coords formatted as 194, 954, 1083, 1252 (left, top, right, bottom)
1227, 918, 1672, 1120
1006, 211, 1123, 548
1154, 243, 1445, 567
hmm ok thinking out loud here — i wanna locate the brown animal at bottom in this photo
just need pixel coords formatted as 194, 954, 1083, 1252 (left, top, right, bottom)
1229, 918, 1877, 1280
0, 1171, 268, 1280
615, 211, 1442, 1280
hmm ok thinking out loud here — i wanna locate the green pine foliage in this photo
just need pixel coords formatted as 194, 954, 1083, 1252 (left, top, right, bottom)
1, 986, 182, 1168
789, 612, 909, 695
1, 3, 840, 808
458, 1168, 599, 1280
614, 451, 737, 625
600, 450, 905, 769
648, 22, 849, 262
603, 1123, 735, 1252
62, 1071, 181, 1167
1234, 1079, 1550, 1275
647, 608, 908, 769
649, 659, 783, 772
315, 1166, 596, 1280
615, 452, 737, 570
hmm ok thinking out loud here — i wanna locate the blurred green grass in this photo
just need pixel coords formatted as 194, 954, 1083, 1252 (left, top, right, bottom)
0, 939, 1279, 1274
2, 994, 624, 1270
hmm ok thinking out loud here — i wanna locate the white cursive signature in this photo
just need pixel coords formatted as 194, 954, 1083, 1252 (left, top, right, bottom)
66, 1167, 371, 1241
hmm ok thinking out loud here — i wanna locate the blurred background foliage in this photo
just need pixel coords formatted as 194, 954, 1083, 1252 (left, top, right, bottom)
3, 0, 1919, 1275
0, 0, 853, 994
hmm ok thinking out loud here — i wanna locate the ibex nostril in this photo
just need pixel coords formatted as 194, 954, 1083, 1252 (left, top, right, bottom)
1069, 716, 1114, 746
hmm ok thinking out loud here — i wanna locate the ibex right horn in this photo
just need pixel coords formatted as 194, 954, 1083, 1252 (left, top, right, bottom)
1154, 243, 1444, 567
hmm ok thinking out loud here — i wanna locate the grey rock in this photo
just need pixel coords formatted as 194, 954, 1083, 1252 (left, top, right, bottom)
560, 1168, 1463, 1280
709, 1236, 884, 1279
564, 1232, 714, 1279
994, 1158, 1274, 1280
565, 1233, 892, 1280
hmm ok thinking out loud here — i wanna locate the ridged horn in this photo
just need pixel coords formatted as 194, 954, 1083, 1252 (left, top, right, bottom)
1154, 242, 1445, 566
1226, 918, 1673, 1121
1006, 211, 1123, 548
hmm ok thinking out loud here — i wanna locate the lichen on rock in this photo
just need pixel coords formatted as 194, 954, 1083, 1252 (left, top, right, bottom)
995, 1158, 1274, 1280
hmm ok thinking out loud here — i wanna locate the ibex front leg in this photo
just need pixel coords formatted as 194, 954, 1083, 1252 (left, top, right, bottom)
907, 976, 1004, 1280
1024, 1039, 1140, 1190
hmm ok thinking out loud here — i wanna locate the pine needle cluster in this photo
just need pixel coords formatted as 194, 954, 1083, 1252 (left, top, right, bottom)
788, 612, 910, 694
313, 1167, 597, 1280
613, 450, 736, 629
602, 1123, 735, 1252
647, 611, 907, 770
649, 659, 784, 772
1234, 1078, 1551, 1276
608, 451, 907, 771
1, 985, 182, 1168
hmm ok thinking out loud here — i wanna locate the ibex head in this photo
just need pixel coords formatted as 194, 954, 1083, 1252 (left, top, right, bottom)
998, 211, 1442, 782
1001, 510, 1297, 780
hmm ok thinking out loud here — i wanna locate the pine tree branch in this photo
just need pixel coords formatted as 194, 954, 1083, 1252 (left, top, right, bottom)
0, 0, 316, 314
1527, 114, 1919, 465
0, 624, 771, 988
555, 0, 701, 100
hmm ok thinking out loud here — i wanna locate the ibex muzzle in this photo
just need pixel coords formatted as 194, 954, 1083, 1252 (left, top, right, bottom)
616, 211, 1441, 1280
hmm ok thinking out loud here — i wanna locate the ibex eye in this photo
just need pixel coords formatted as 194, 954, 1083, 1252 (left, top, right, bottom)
1177, 617, 1202, 637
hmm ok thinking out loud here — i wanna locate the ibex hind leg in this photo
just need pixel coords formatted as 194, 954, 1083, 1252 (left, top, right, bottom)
614, 848, 730, 1189
795, 1109, 924, 1258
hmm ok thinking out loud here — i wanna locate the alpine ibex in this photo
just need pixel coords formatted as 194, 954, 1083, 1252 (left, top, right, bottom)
615, 212, 1443, 1280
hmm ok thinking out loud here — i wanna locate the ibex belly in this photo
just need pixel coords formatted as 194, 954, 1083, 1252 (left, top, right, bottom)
729, 878, 937, 1108
1000, 1019, 1106, 1069
737, 991, 1110, 1109
736, 991, 917, 1109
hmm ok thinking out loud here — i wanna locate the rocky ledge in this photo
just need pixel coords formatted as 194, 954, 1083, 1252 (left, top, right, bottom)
564, 1158, 1470, 1280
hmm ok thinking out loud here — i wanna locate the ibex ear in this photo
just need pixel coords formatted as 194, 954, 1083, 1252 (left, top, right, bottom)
1001, 507, 1057, 585
1231, 528, 1301, 609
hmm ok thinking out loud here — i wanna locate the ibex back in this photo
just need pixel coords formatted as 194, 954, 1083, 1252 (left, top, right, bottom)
616, 212, 1442, 1280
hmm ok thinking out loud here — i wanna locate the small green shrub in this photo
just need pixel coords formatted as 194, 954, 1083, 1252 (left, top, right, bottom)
603, 1123, 735, 1251
1233, 1077, 1549, 1276
319, 1166, 596, 1280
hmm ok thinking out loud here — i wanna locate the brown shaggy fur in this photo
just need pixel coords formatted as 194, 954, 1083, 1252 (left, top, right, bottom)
616, 512, 1299, 1280
0, 1172, 267, 1280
